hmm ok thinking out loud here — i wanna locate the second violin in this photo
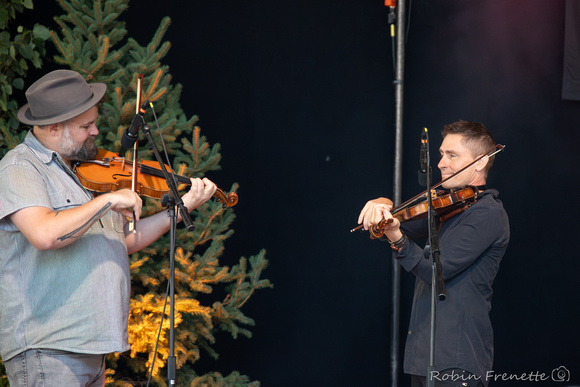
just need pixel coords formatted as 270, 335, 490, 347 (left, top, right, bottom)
74, 148, 238, 208
352, 186, 480, 239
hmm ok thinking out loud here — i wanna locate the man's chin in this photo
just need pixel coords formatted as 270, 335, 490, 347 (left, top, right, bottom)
441, 180, 459, 190
86, 146, 99, 160
71, 145, 99, 161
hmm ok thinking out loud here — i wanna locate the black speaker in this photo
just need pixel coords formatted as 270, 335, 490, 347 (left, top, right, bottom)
562, 0, 580, 100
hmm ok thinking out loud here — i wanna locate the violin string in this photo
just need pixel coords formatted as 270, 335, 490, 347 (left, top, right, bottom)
138, 163, 190, 185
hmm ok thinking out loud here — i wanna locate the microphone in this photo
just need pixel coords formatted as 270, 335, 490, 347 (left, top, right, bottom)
121, 100, 150, 148
418, 127, 431, 187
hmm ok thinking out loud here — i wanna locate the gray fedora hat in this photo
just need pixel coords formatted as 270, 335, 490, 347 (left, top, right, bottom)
17, 69, 107, 126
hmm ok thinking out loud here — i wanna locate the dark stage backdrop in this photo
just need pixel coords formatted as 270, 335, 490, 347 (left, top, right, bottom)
27, 0, 580, 386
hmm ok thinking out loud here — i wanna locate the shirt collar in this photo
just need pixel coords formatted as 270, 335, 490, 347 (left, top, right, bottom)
23, 130, 61, 164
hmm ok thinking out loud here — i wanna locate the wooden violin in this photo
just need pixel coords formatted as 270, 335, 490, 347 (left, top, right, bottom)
352, 186, 479, 239
73, 148, 238, 207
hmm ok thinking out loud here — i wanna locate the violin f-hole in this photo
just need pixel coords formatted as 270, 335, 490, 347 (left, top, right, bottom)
112, 173, 132, 180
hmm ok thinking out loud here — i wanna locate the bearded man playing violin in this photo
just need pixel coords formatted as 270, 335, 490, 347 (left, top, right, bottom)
358, 121, 510, 387
0, 69, 217, 386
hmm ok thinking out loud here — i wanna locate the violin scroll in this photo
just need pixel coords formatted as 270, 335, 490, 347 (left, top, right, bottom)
213, 188, 238, 208
351, 218, 394, 239
369, 218, 394, 239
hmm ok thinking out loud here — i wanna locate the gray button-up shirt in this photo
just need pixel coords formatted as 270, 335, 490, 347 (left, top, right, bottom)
0, 131, 130, 361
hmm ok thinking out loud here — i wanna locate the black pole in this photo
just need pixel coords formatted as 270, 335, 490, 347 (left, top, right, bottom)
167, 204, 177, 384
390, 1, 406, 386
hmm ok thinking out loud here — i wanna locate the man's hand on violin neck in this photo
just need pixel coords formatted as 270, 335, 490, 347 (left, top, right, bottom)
358, 197, 394, 230
382, 220, 403, 243
182, 177, 217, 212
104, 189, 142, 221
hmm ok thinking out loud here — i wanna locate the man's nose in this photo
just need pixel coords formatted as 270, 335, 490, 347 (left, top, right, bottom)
89, 124, 99, 136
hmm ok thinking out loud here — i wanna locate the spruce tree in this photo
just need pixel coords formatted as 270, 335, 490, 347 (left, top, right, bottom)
0, 0, 271, 386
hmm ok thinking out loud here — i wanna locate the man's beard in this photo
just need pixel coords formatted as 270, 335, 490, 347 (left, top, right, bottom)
61, 127, 99, 161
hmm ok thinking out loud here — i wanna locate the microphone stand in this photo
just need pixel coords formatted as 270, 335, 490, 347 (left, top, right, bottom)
138, 122, 195, 385
167, 197, 177, 384
421, 129, 446, 387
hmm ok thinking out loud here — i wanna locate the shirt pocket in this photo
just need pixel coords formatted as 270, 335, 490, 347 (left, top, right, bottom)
49, 191, 86, 210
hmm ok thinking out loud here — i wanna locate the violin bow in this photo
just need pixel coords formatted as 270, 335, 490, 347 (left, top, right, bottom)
351, 144, 505, 235
393, 144, 505, 214
128, 74, 144, 233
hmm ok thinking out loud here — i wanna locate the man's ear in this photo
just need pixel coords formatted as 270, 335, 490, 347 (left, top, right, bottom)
475, 155, 489, 172
46, 123, 63, 136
